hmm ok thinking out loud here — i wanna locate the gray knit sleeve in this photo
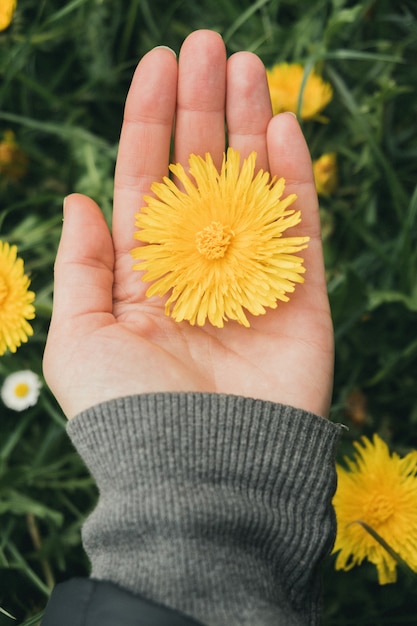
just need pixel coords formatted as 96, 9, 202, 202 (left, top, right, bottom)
66, 393, 344, 626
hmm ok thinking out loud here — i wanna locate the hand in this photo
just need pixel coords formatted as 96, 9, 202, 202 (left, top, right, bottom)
43, 30, 334, 419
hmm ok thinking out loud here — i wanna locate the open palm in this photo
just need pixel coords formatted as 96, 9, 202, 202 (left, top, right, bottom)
43, 30, 333, 420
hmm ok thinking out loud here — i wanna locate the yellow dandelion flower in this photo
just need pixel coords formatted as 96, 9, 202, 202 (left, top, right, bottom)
0, 241, 35, 356
132, 147, 309, 328
267, 63, 333, 121
0, 130, 28, 182
313, 152, 338, 196
0, 0, 17, 31
332, 434, 417, 584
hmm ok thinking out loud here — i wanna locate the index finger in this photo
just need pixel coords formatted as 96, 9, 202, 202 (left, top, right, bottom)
112, 46, 178, 257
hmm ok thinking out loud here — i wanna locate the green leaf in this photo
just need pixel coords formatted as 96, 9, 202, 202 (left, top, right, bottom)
368, 290, 417, 312
17, 613, 44, 626
0, 607, 15, 620
351, 520, 417, 580
0, 491, 63, 526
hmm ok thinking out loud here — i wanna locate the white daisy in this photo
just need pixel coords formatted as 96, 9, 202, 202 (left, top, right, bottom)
1, 370, 42, 411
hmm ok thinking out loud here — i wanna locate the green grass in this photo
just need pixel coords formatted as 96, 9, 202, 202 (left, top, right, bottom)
1, 0, 417, 623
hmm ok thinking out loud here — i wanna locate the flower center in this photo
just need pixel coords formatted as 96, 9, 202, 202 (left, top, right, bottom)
364, 494, 395, 527
14, 383, 30, 398
0, 275, 8, 305
195, 221, 234, 260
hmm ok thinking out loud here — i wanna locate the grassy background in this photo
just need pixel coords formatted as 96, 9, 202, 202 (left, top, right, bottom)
1, 0, 417, 623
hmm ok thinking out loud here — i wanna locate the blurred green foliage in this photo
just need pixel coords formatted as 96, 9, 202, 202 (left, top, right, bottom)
1, 0, 416, 623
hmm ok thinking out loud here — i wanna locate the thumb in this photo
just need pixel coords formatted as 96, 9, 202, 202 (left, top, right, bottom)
43, 194, 115, 418
49, 193, 114, 325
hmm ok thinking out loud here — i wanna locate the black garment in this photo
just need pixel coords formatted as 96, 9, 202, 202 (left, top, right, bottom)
41, 578, 204, 626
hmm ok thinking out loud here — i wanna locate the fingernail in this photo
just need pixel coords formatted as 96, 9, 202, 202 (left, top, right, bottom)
154, 45, 177, 57
63, 195, 70, 217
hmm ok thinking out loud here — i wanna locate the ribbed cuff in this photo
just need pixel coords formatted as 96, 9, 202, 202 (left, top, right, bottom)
67, 393, 344, 626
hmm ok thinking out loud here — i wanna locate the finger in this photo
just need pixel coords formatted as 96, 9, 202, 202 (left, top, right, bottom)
267, 113, 326, 296
50, 193, 114, 324
267, 113, 320, 239
226, 51, 272, 172
113, 46, 178, 256
173, 30, 226, 170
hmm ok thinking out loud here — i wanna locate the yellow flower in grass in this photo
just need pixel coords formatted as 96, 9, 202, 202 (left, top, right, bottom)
0, 130, 28, 182
0, 0, 17, 31
332, 434, 417, 584
132, 148, 309, 328
0, 241, 35, 355
267, 63, 333, 121
313, 153, 338, 196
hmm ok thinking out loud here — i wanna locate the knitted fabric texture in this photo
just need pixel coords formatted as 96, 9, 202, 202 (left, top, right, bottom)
67, 393, 343, 626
